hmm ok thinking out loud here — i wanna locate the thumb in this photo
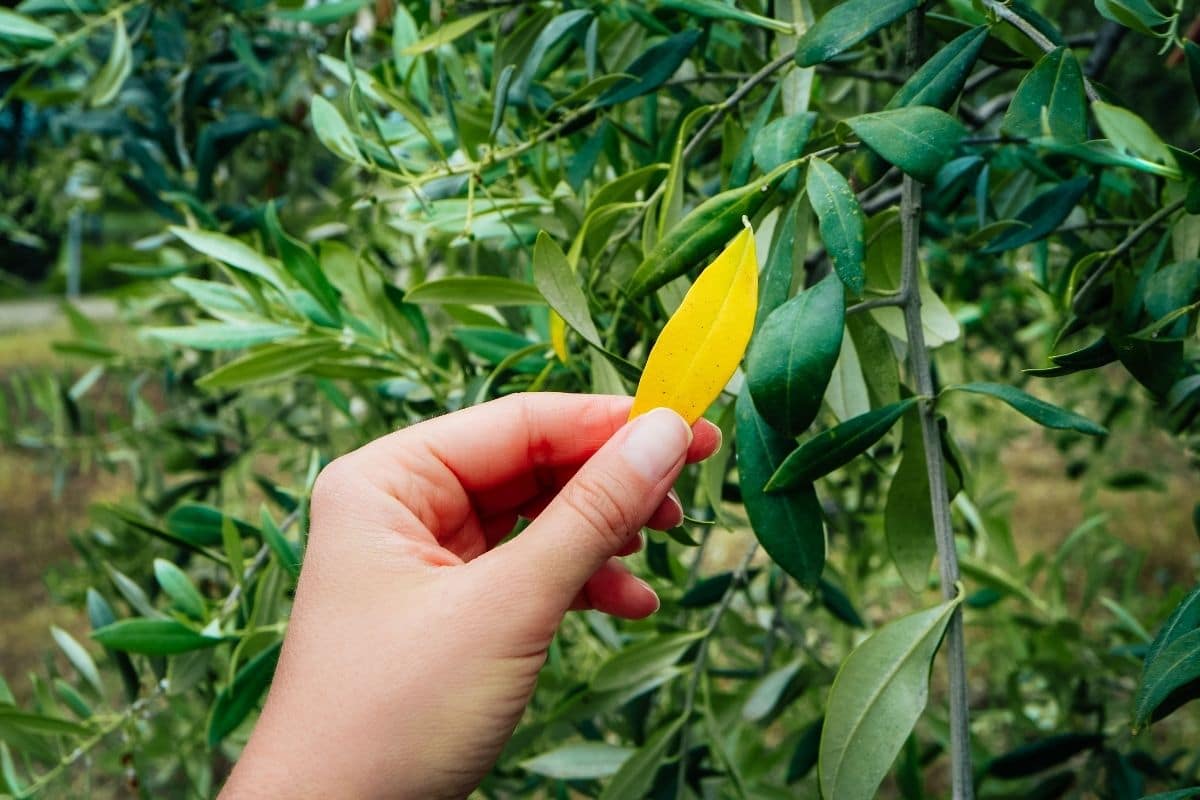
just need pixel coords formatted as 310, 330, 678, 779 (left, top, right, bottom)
487, 407, 692, 607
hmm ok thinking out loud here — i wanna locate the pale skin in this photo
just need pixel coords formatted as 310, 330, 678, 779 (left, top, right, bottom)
220, 393, 721, 799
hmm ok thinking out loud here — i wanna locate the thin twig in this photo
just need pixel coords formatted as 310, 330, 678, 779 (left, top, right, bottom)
980, 0, 1100, 101
1072, 197, 1186, 312
847, 292, 908, 315
682, 51, 795, 161
675, 542, 758, 799
899, 10, 974, 800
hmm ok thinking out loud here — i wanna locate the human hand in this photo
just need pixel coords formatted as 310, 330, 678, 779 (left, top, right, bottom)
221, 393, 720, 799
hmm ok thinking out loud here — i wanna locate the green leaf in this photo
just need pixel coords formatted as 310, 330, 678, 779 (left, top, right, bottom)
169, 227, 290, 292
598, 717, 685, 800
1138, 789, 1200, 800
846, 106, 966, 184
595, 29, 702, 108
197, 340, 341, 391
806, 158, 865, 295
885, 409, 937, 591
166, 504, 256, 548
743, 659, 804, 722
1185, 41, 1200, 106
794, 0, 917, 67
659, 0, 794, 33
0, 708, 88, 741
275, 0, 369, 24
391, 4, 429, 108
90, 17, 131, 107
948, 382, 1107, 436
490, 64, 515, 140
310, 95, 363, 164
888, 26, 988, 110
736, 387, 827, 588
982, 175, 1091, 253
522, 742, 635, 780
264, 202, 342, 321
153, 559, 206, 621
746, 272, 845, 437
222, 515, 245, 589
753, 113, 817, 177
49, 627, 103, 697
91, 619, 222, 655
758, 195, 804, 327
1145, 260, 1200, 331
207, 641, 282, 745
591, 631, 705, 692
819, 597, 960, 800
144, 323, 300, 351
629, 164, 789, 297
0, 8, 56, 47
1135, 628, 1200, 728
1146, 585, 1200, 669
533, 232, 602, 346
405, 276, 545, 306
731, 84, 780, 188
767, 399, 917, 491
1002, 47, 1087, 144
679, 572, 734, 608
1093, 101, 1176, 168
400, 10, 497, 56
987, 733, 1104, 778
510, 10, 592, 100
1095, 0, 1171, 36
260, 509, 301, 579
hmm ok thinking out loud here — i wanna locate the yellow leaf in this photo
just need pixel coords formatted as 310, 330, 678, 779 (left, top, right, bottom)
629, 226, 758, 424
550, 311, 569, 362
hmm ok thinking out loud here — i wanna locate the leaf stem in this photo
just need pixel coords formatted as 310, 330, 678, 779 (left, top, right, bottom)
898, 9, 974, 799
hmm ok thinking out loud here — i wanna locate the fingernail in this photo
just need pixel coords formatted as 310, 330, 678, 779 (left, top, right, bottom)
622, 408, 691, 481
635, 577, 660, 612
666, 490, 684, 525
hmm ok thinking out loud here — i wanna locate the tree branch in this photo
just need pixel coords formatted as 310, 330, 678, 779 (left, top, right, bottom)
899, 9, 974, 800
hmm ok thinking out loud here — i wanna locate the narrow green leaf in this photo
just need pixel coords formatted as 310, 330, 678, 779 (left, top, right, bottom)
1093, 101, 1176, 168
1135, 628, 1200, 727
275, 0, 369, 23
91, 619, 222, 656
400, 10, 497, 56
405, 276, 545, 306
1002, 47, 1087, 144
736, 388, 827, 588
595, 29, 702, 108
598, 717, 685, 800
753, 113, 817, 177
743, 659, 804, 722
49, 627, 103, 697
510, 10, 591, 100
885, 409, 937, 591
987, 733, 1103, 778
490, 63, 515, 140
0, 707, 88, 739
0, 9, 56, 48
260, 508, 301, 579
768, 398, 916, 491
982, 175, 1091, 253
144, 323, 300, 351
660, 0, 794, 32
746, 272, 845, 437
165, 504, 256, 548
819, 597, 960, 800
757, 194, 804, 327
90, 17, 131, 107
169, 227, 291, 292
846, 106, 966, 184
153, 559, 206, 621
522, 743, 634, 780
207, 641, 282, 745
948, 382, 1107, 435
1146, 585, 1200, 669
806, 158, 865, 295
222, 515, 245, 588
794, 0, 917, 67
591, 631, 705, 692
533, 232, 602, 346
264, 202, 342, 321
197, 340, 341, 390
1095, 0, 1171, 35
888, 26, 988, 111
310, 95, 364, 164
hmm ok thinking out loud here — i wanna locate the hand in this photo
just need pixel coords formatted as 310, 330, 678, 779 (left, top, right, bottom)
221, 393, 720, 799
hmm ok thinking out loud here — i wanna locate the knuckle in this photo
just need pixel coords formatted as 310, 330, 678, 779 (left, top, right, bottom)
310, 456, 354, 510
562, 473, 640, 550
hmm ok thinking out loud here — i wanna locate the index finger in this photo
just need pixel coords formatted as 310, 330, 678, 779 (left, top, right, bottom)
353, 393, 719, 494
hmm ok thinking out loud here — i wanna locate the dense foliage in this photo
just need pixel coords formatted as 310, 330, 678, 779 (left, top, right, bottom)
2, 0, 1200, 797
